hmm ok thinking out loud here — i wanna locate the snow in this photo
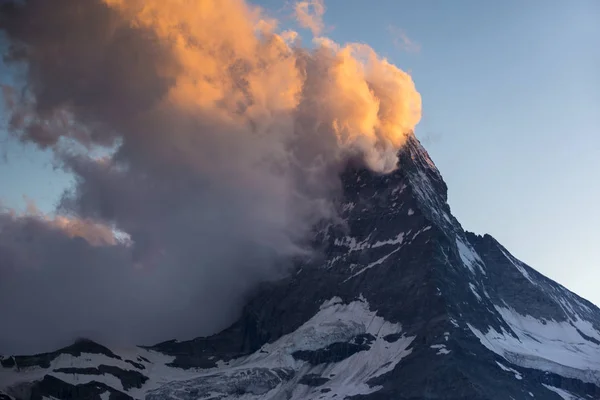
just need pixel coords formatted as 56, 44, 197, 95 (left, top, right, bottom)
335, 230, 406, 254
319, 297, 343, 310
391, 184, 407, 196
407, 166, 459, 239
469, 283, 482, 302
408, 225, 431, 242
52, 371, 124, 391
468, 306, 600, 385
455, 238, 485, 274
284, 297, 414, 399
0, 352, 127, 393
0, 347, 206, 400
541, 384, 582, 400
495, 361, 522, 380
334, 230, 407, 275
430, 344, 451, 355
99, 392, 110, 400
334, 235, 370, 252
342, 202, 356, 212
371, 232, 404, 248
407, 208, 414, 216
337, 230, 410, 281
146, 296, 415, 400
499, 248, 537, 286
247, 296, 411, 365
570, 315, 600, 343
344, 247, 400, 282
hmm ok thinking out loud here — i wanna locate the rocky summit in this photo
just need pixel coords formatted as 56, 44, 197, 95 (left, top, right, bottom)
2, 135, 600, 400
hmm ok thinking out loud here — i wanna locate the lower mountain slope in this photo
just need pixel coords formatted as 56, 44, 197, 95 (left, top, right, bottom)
2, 135, 599, 400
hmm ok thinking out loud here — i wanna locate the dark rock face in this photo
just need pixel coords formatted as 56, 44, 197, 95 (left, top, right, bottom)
291, 333, 375, 365
298, 374, 330, 387
52, 365, 148, 390
145, 368, 294, 400
30, 376, 133, 400
2, 134, 600, 400
0, 339, 121, 370
148, 135, 600, 399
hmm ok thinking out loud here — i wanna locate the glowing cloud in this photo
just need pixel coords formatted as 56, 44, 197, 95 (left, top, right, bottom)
294, 0, 326, 36
0, 0, 421, 353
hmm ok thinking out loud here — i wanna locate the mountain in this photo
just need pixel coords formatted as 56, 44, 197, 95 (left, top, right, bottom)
2, 135, 600, 400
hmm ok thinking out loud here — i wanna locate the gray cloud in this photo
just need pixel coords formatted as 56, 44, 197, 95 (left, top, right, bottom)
0, 0, 421, 354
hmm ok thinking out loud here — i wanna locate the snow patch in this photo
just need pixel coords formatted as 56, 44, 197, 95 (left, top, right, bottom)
430, 344, 451, 355
541, 384, 581, 400
456, 238, 485, 274
344, 248, 400, 282
570, 315, 600, 343
150, 297, 415, 400
468, 306, 600, 385
391, 184, 407, 196
495, 361, 522, 380
499, 248, 537, 286
319, 297, 343, 310
342, 202, 356, 212
51, 372, 124, 391
408, 225, 431, 242
469, 283, 482, 302
372, 233, 404, 248
334, 236, 370, 252
0, 347, 208, 400
252, 297, 409, 361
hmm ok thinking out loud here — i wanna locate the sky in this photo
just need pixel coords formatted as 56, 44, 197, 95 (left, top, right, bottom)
0, 0, 598, 320
300, 0, 598, 305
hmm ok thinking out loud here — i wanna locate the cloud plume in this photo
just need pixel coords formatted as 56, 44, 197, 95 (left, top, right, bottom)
0, 0, 421, 354
294, 0, 326, 36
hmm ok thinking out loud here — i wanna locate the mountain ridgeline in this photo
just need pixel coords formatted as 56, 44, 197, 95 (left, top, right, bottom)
2, 135, 599, 400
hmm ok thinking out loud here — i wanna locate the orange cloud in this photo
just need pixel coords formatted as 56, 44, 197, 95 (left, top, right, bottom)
294, 0, 326, 36
99, 0, 421, 173
21, 200, 117, 246
0, 0, 423, 352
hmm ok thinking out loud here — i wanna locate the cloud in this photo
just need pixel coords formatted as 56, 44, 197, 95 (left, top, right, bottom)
0, 208, 250, 353
294, 0, 326, 36
388, 25, 421, 53
280, 29, 300, 46
19, 199, 119, 246
0, 0, 421, 354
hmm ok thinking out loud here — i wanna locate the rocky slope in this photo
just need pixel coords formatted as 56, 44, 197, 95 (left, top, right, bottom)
2, 135, 599, 400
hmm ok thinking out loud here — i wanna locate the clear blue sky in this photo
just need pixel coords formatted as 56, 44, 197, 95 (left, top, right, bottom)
1, 0, 598, 305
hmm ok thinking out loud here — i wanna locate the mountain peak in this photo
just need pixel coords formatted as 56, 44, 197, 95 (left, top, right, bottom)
399, 133, 448, 202
2, 138, 600, 400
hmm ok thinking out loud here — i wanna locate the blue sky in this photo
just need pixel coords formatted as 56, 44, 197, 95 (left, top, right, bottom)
1, 1, 599, 305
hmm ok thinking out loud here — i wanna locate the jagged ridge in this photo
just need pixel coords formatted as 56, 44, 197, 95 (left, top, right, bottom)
2, 134, 600, 400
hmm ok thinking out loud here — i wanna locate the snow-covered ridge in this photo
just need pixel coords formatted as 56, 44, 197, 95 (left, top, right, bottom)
542, 383, 582, 400
469, 306, 600, 386
0, 343, 205, 399
3, 136, 600, 399
1, 298, 415, 400
149, 296, 415, 400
